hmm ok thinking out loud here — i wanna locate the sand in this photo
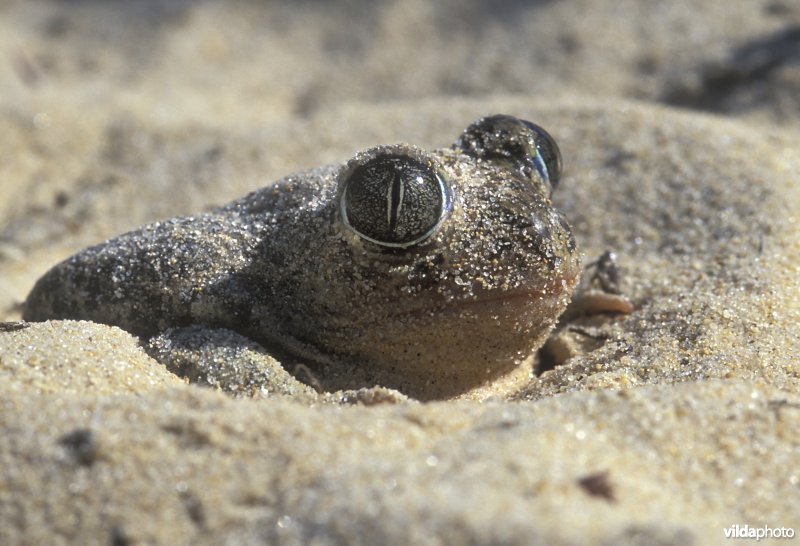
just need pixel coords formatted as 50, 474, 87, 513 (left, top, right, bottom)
1, 1, 799, 544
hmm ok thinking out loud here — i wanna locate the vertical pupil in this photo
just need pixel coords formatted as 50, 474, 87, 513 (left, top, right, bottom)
387, 170, 404, 233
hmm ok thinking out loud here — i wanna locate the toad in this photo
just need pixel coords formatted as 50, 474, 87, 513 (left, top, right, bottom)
23, 115, 580, 400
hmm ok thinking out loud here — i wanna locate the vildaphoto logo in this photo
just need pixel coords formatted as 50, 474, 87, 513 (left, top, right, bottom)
724, 524, 795, 541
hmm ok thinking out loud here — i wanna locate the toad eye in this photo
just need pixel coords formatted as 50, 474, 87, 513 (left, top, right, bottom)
455, 114, 562, 193
338, 152, 451, 248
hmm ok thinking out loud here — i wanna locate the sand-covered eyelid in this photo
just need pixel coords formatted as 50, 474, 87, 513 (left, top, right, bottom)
337, 145, 453, 248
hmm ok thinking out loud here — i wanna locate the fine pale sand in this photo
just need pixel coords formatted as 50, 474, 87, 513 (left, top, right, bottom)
1, 1, 799, 544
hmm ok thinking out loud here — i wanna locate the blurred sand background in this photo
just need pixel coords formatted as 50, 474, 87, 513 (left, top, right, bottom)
1, 1, 800, 544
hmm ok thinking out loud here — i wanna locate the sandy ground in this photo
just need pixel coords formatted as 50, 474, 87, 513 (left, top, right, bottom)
1, 1, 799, 544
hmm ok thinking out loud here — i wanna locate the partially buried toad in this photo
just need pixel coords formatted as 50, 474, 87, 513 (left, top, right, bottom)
24, 115, 580, 400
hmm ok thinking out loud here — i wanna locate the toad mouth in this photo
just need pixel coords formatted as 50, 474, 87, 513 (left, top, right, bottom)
449, 278, 577, 314
391, 269, 580, 320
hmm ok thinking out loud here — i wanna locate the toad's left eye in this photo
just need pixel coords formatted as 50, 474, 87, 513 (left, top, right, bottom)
338, 153, 451, 248
455, 114, 562, 193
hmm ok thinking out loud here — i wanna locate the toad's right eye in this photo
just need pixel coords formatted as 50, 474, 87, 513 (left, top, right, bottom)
338, 153, 451, 249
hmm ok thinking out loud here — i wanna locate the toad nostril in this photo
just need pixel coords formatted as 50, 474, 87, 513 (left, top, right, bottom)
520, 217, 551, 241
